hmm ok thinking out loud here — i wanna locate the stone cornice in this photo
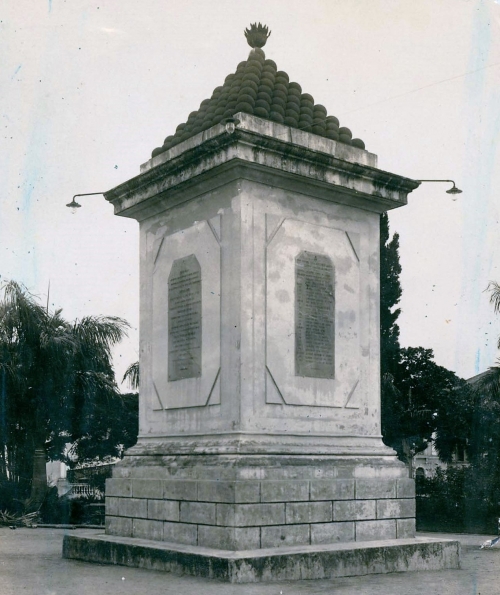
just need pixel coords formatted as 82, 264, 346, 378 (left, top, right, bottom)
104, 113, 419, 221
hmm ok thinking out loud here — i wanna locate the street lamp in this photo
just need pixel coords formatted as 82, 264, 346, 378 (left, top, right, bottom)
222, 117, 240, 135
415, 179, 462, 199
66, 192, 106, 213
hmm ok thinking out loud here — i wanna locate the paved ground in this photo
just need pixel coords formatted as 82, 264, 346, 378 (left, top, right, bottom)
0, 527, 496, 594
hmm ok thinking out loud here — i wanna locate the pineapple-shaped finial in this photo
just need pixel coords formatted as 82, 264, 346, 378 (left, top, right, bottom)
244, 22, 271, 48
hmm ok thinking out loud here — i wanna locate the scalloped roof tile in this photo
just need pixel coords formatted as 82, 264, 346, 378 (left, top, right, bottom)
151, 47, 365, 158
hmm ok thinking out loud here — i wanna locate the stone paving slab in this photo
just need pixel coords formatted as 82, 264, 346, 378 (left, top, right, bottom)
0, 527, 497, 594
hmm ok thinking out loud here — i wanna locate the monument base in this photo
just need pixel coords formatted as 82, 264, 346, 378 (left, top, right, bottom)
63, 531, 460, 583
102, 449, 418, 548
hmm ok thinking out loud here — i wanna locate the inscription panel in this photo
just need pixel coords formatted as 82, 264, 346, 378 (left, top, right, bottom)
295, 251, 335, 379
266, 218, 360, 408
168, 255, 202, 381
151, 220, 220, 411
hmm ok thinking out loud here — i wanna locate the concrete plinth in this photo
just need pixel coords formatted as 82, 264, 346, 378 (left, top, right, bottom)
63, 531, 460, 583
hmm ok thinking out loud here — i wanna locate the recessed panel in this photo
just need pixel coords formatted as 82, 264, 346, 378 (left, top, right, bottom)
152, 221, 220, 409
266, 218, 360, 408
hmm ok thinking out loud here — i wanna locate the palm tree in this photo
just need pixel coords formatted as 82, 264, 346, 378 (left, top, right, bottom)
0, 281, 129, 506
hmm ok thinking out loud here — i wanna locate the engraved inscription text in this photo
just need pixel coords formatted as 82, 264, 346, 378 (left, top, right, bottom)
168, 254, 202, 381
295, 251, 335, 378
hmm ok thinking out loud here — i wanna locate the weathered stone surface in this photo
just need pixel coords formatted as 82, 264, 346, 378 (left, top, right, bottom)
376, 498, 416, 520
105, 478, 131, 498
163, 521, 198, 545
111, 498, 147, 519
147, 499, 180, 522
163, 480, 198, 501
310, 479, 354, 501
198, 526, 260, 550
311, 522, 355, 544
260, 524, 310, 548
356, 519, 396, 541
216, 503, 285, 527
133, 519, 163, 541
180, 502, 216, 525
397, 478, 416, 499
132, 479, 163, 499
260, 480, 309, 502
63, 532, 461, 583
197, 480, 260, 503
105, 516, 132, 537
397, 518, 416, 539
105, 497, 120, 517
286, 501, 332, 524
355, 479, 396, 499
334, 500, 376, 522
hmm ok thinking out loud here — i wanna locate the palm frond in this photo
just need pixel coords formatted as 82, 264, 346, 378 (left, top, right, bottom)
72, 316, 129, 358
122, 361, 139, 390
487, 281, 500, 316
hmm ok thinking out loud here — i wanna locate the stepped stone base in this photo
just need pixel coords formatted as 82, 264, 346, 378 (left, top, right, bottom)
103, 452, 417, 549
63, 531, 460, 583
67, 449, 461, 581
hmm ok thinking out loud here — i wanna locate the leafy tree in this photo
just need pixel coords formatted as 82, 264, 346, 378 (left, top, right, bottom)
63, 392, 138, 464
380, 213, 402, 378
382, 346, 462, 470
379, 215, 467, 468
0, 280, 130, 505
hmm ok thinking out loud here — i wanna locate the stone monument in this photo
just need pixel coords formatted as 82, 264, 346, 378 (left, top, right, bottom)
64, 24, 460, 582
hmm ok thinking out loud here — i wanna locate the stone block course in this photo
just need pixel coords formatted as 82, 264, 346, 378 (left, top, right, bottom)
397, 518, 416, 539
197, 480, 260, 503
356, 519, 396, 541
105, 496, 120, 517
180, 501, 216, 525
105, 516, 132, 537
355, 479, 396, 499
133, 519, 163, 541
334, 500, 376, 522
217, 503, 285, 527
310, 479, 354, 501
163, 480, 198, 501
132, 479, 163, 499
377, 498, 416, 520
261, 524, 310, 548
397, 478, 416, 499
197, 526, 261, 550
163, 521, 198, 545
311, 521, 355, 544
286, 501, 332, 524
105, 478, 131, 498
112, 498, 148, 519
147, 499, 180, 522
260, 480, 309, 502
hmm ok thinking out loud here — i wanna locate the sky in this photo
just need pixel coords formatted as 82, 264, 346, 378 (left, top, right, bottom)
1, 0, 500, 385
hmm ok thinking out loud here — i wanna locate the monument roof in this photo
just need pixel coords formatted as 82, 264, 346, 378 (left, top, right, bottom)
151, 24, 365, 158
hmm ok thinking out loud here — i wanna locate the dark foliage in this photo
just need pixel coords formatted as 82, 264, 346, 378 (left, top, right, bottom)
380, 215, 467, 465
380, 213, 402, 378
0, 280, 131, 505
40, 487, 105, 525
417, 466, 500, 534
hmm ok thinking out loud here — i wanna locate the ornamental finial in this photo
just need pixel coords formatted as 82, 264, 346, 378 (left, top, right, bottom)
244, 22, 271, 48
